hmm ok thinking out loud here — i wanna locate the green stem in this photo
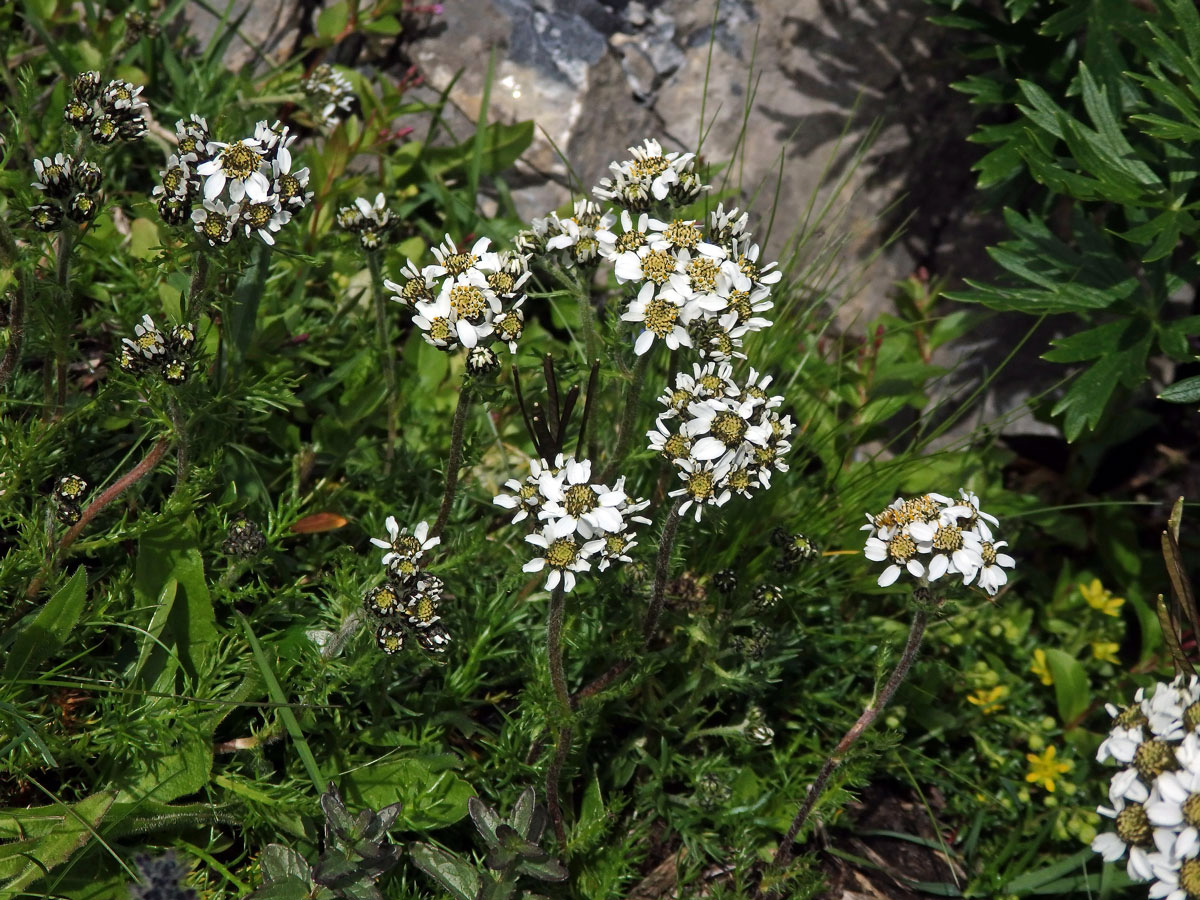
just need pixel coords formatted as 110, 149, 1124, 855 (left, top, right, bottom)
52, 228, 75, 418
166, 394, 189, 495
186, 252, 210, 321
769, 604, 930, 876
642, 496, 685, 646
432, 377, 471, 538
366, 252, 398, 472
545, 584, 572, 846
600, 347, 653, 483
0, 274, 29, 395
577, 275, 598, 366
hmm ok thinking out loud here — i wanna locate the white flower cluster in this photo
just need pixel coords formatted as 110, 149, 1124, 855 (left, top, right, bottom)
592, 137, 708, 211
1092, 676, 1200, 897
302, 64, 357, 129
515, 137, 780, 361
364, 518, 451, 655
152, 117, 310, 246
521, 198, 615, 269
337, 193, 394, 251
387, 235, 531, 355
494, 455, 649, 593
647, 363, 792, 521
860, 490, 1013, 593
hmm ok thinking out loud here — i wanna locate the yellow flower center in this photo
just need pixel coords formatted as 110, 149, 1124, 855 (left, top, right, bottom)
644, 297, 679, 337
711, 411, 747, 447
932, 524, 963, 552
641, 249, 675, 284
633, 155, 669, 178
1115, 803, 1152, 847
685, 470, 715, 500
1134, 739, 1178, 781
563, 483, 597, 517
887, 533, 917, 563
429, 318, 453, 342
245, 202, 274, 228
219, 141, 260, 179
449, 285, 487, 321
617, 230, 645, 253
545, 537, 578, 569
663, 220, 701, 249
443, 251, 475, 276
1182, 858, 1200, 898
488, 272, 514, 294
662, 433, 691, 460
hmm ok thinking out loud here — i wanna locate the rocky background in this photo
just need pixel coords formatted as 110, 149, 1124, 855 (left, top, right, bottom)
187, 0, 1059, 436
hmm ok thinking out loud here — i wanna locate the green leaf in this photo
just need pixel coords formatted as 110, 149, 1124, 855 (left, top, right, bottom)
1160, 374, 1200, 403
409, 843, 482, 900
5, 567, 87, 681
1042, 319, 1144, 363
128, 218, 162, 259
259, 844, 313, 885
1, 790, 116, 892
315, 0, 348, 40
131, 520, 217, 685
343, 758, 472, 831
469, 797, 503, 848
1077, 63, 1162, 189
114, 726, 213, 806
1042, 648, 1090, 723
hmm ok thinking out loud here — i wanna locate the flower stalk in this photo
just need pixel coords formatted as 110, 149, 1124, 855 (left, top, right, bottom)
642, 495, 685, 646
770, 602, 931, 873
600, 347, 652, 483
545, 583, 573, 846
366, 250, 398, 472
432, 376, 471, 538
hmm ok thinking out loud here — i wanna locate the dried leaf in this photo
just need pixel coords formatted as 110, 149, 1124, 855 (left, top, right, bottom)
291, 513, 348, 534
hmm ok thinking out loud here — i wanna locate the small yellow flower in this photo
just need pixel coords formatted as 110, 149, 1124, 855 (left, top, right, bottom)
1031, 649, 1054, 686
1092, 641, 1120, 664
1025, 745, 1072, 792
967, 684, 1009, 715
1080, 578, 1124, 617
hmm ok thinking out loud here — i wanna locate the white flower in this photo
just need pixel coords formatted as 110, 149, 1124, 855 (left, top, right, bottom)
370, 517, 440, 570
1091, 793, 1162, 881
732, 239, 782, 289
152, 154, 195, 200
493, 456, 563, 525
669, 457, 732, 522
683, 396, 769, 464
536, 457, 627, 536
254, 120, 296, 170
191, 198, 239, 246
124, 314, 165, 359
863, 529, 925, 587
1098, 725, 1145, 766
621, 282, 697, 355
196, 137, 268, 203
32, 153, 73, 196
908, 510, 982, 582
272, 157, 312, 210
596, 209, 649, 263
523, 517, 602, 593
426, 234, 499, 282
440, 271, 500, 349
971, 540, 1015, 595
239, 178, 290, 245
412, 292, 461, 351
614, 242, 683, 286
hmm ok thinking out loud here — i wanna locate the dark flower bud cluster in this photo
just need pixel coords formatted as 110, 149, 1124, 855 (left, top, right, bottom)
29, 153, 105, 232
62, 71, 148, 145
364, 518, 451, 656
52, 474, 88, 526
222, 515, 266, 558
117, 315, 197, 385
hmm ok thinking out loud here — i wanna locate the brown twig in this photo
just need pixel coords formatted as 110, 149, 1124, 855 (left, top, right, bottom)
24, 437, 172, 599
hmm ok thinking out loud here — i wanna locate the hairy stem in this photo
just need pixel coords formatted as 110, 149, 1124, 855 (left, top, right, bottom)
366, 252, 398, 472
771, 605, 930, 873
186, 252, 210, 321
432, 377, 471, 538
24, 437, 172, 599
545, 584, 572, 846
166, 395, 189, 495
577, 274, 598, 367
601, 348, 652, 483
0, 276, 28, 394
643, 495, 685, 646
52, 228, 75, 418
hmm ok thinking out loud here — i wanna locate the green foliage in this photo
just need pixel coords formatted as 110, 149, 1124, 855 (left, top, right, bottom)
930, 0, 1200, 439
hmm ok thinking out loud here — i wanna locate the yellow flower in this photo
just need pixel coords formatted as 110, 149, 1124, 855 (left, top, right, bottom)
1026, 745, 1072, 792
967, 685, 1009, 715
1031, 649, 1054, 686
1092, 641, 1120, 664
1080, 578, 1124, 617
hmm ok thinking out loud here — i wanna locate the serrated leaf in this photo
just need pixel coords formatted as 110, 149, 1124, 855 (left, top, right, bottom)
409, 843, 482, 900
1042, 319, 1145, 363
